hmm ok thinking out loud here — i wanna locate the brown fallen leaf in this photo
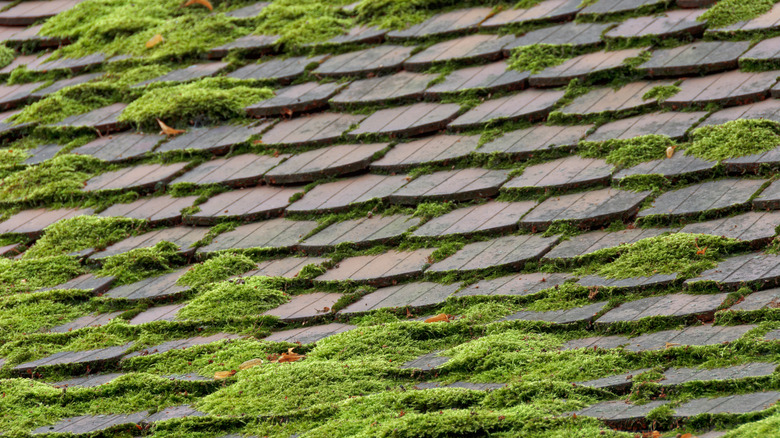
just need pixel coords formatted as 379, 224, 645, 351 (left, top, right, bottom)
214, 370, 236, 380
277, 347, 305, 363
587, 287, 599, 300
665, 144, 677, 158
146, 34, 164, 49
157, 118, 185, 136
424, 313, 453, 323
664, 342, 680, 349
239, 358, 264, 370
183, 0, 213, 10
680, 433, 693, 438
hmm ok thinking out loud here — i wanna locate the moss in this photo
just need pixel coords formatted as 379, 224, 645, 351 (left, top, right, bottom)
0, 255, 84, 295
698, 0, 776, 29
723, 411, 780, 437
578, 233, 741, 279
176, 277, 288, 322
96, 241, 185, 285
412, 201, 456, 221
177, 252, 256, 288
0, 45, 14, 70
686, 119, 780, 161
642, 84, 681, 103
24, 215, 146, 259
578, 134, 674, 169
508, 44, 576, 74
119, 77, 274, 129
253, 0, 355, 47
0, 154, 102, 204
13, 82, 123, 125
0, 293, 91, 337
104, 63, 173, 87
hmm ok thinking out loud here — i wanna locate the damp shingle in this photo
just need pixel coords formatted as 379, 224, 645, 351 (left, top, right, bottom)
54, 102, 128, 134
246, 82, 344, 117
330, 71, 435, 107
224, 2, 270, 18
0, 207, 95, 237
185, 185, 300, 224
313, 45, 416, 78
664, 70, 780, 109
707, 2, 780, 34
260, 112, 364, 146
0, 81, 45, 110
350, 102, 460, 138
371, 135, 478, 171
481, 0, 582, 28
264, 323, 356, 344
542, 227, 672, 261
504, 156, 612, 191
14, 342, 133, 375
425, 60, 528, 98
31, 72, 104, 98
502, 22, 610, 54
579, 0, 669, 17
638, 178, 766, 219
300, 214, 420, 252
49, 311, 123, 333
171, 153, 287, 187
503, 301, 608, 325
308, 25, 387, 46
528, 48, 645, 88
263, 292, 342, 322
339, 282, 459, 315
404, 34, 515, 71
82, 162, 188, 193
754, 180, 780, 210
207, 34, 280, 59
389, 168, 509, 204
239, 256, 329, 279
680, 211, 780, 247
427, 234, 558, 273
89, 226, 208, 261
613, 153, 716, 181
595, 293, 729, 325
0, 0, 83, 25
129, 304, 185, 325
70, 132, 164, 163
685, 252, 780, 290
456, 272, 572, 297
731, 288, 780, 311
286, 174, 408, 214
156, 122, 271, 154
124, 333, 242, 359
227, 54, 327, 83
558, 80, 674, 118
724, 146, 780, 174
449, 88, 565, 129
264, 143, 387, 184
98, 195, 198, 225
133, 62, 229, 87
316, 248, 435, 286
21, 143, 61, 165
477, 124, 591, 158
605, 9, 707, 41
412, 201, 535, 238
386, 7, 493, 40
639, 41, 751, 77
585, 111, 706, 142
104, 267, 190, 301
195, 218, 318, 254
577, 273, 678, 291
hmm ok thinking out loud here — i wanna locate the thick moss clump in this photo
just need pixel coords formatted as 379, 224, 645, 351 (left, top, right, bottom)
581, 233, 739, 279
97, 241, 185, 285
579, 134, 674, 168
253, 0, 355, 47
24, 215, 145, 259
176, 252, 256, 288
0, 155, 101, 204
0, 255, 84, 295
698, 0, 775, 28
119, 77, 273, 129
0, 46, 14, 69
14, 82, 122, 124
177, 277, 288, 321
686, 119, 780, 161
508, 44, 575, 74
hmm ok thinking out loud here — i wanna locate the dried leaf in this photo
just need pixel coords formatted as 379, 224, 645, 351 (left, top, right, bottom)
239, 358, 263, 370
214, 370, 236, 380
424, 313, 453, 323
665, 144, 677, 159
157, 119, 185, 136
183, 0, 213, 10
146, 34, 164, 49
696, 247, 708, 255
274, 347, 305, 363
680, 434, 693, 438
664, 342, 680, 349
588, 288, 599, 300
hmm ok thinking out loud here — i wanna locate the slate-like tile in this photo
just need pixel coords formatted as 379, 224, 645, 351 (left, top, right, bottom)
605, 9, 707, 41
54, 102, 128, 134
350, 102, 460, 138
677, 0, 716, 6
586, 111, 706, 142
390, 168, 508, 205
30, 53, 107, 74
316, 248, 434, 286
502, 22, 610, 55
425, 60, 528, 98
707, 2, 780, 34
386, 7, 493, 40
623, 324, 756, 352
31, 72, 104, 98
99, 195, 198, 224
404, 34, 516, 71
207, 34, 280, 59
286, 174, 409, 214
239, 256, 329, 279
228, 54, 328, 83
0, 81, 45, 110
90, 226, 209, 261
371, 135, 478, 171
263, 323, 356, 344
675, 392, 780, 417
478, 124, 591, 158
314, 45, 416, 77
740, 35, 780, 68
449, 88, 565, 129
104, 267, 190, 300
558, 80, 674, 117
49, 372, 126, 388
339, 282, 459, 314
124, 333, 241, 359
0, 0, 83, 25
560, 335, 631, 350
661, 363, 777, 386
263, 292, 342, 322
331, 71, 435, 107
638, 178, 766, 219
401, 351, 450, 371
308, 25, 387, 46
83, 162, 188, 192
569, 400, 669, 426
195, 218, 318, 254
260, 112, 364, 146
542, 227, 672, 261
529, 48, 645, 88
129, 304, 185, 325
264, 143, 387, 184
0, 23, 63, 47
14, 342, 133, 374
576, 369, 652, 392
504, 301, 608, 325
664, 70, 780, 109
133, 62, 229, 87
679, 211, 780, 246
685, 252, 780, 290
579, 0, 669, 17
640, 41, 751, 77
456, 272, 572, 297
246, 81, 344, 117
0, 207, 95, 237
724, 146, 780, 174
156, 122, 271, 154
413, 201, 535, 238
186, 185, 300, 224
37, 273, 115, 295
577, 273, 678, 291
614, 153, 716, 181
427, 234, 558, 273
755, 179, 780, 208
505, 156, 613, 190
300, 214, 419, 252
21, 143, 61, 165
731, 288, 780, 311
520, 187, 651, 230
49, 311, 123, 333
481, 0, 582, 28
0, 242, 23, 257
70, 132, 164, 163
172, 153, 287, 187
700, 99, 780, 127
31, 411, 149, 435
0, 109, 31, 140
596, 293, 729, 325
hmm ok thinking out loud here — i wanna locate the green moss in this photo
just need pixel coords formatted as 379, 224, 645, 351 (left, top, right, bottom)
96, 241, 185, 285
0, 293, 91, 337
176, 277, 288, 321
14, 82, 123, 124
508, 44, 576, 74
176, 252, 256, 288
698, 0, 776, 29
0, 154, 101, 204
119, 77, 274, 129
642, 84, 680, 103
104, 63, 173, 87
579, 233, 741, 279
0, 255, 84, 295
723, 411, 780, 437
686, 119, 780, 161
24, 215, 146, 259
578, 134, 674, 169
253, 0, 355, 47
412, 201, 456, 221
0, 45, 14, 70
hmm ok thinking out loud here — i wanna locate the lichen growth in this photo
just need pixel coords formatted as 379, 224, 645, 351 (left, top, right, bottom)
508, 44, 576, 74
578, 134, 674, 169
686, 119, 780, 161
698, 0, 776, 28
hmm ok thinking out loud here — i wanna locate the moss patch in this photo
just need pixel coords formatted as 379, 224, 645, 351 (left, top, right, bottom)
176, 252, 256, 288
641, 84, 680, 103
0, 155, 101, 204
96, 241, 185, 285
508, 44, 576, 74
698, 0, 776, 29
177, 277, 288, 322
0, 46, 14, 70
24, 215, 145, 259
14, 82, 123, 125
686, 119, 780, 161
578, 134, 674, 169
